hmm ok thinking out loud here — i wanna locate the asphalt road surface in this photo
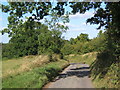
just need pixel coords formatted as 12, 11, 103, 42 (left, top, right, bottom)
43, 63, 94, 89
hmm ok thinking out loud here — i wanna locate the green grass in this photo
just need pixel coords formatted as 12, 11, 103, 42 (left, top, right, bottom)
2, 59, 68, 88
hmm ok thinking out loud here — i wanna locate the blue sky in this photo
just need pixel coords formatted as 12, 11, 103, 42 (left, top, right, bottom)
0, 1, 105, 43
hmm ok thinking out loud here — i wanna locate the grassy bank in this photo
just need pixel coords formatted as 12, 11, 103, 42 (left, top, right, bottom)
66, 52, 119, 88
2, 55, 69, 88
65, 52, 97, 65
2, 55, 49, 78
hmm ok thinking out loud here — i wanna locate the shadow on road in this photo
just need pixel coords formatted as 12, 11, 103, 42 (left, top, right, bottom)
70, 67, 90, 70
66, 70, 90, 77
53, 66, 90, 82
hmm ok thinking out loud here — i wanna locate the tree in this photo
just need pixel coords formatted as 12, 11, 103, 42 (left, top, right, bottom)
70, 38, 76, 44
38, 10, 69, 54
2, 20, 50, 58
1, 2, 69, 58
77, 33, 89, 42
1, 2, 68, 35
69, 2, 120, 60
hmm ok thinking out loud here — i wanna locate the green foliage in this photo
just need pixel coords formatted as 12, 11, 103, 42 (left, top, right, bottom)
44, 10, 69, 33
2, 2, 120, 60
38, 10, 69, 55
61, 32, 106, 55
61, 43, 74, 55
38, 30, 64, 54
48, 54, 58, 62
2, 2, 52, 28
90, 51, 119, 88
48, 54, 53, 62
2, 43, 15, 59
66, 52, 97, 68
2, 21, 47, 58
2, 17, 67, 59
2, 2, 69, 59
70, 2, 120, 62
76, 33, 89, 42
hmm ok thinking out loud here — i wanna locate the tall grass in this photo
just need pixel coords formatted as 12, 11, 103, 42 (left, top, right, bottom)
2, 55, 49, 78
2, 54, 69, 88
65, 52, 97, 65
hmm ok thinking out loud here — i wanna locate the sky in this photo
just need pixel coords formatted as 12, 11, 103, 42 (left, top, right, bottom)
0, 1, 105, 43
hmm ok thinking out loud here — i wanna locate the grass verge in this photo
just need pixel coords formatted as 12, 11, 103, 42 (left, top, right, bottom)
2, 60, 68, 88
65, 52, 97, 65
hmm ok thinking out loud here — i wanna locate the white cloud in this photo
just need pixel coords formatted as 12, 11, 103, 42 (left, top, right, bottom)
69, 11, 94, 19
56, 22, 85, 31
68, 28, 85, 31
57, 22, 82, 29
82, 22, 87, 25
57, 22, 87, 31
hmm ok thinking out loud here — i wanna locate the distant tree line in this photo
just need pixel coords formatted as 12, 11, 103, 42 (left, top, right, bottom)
2, 24, 106, 59
61, 31, 106, 55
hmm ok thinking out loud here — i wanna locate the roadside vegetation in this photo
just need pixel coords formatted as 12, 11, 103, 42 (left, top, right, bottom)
1, 2, 119, 88
66, 52, 97, 65
67, 52, 119, 88
2, 55, 49, 78
2, 54, 68, 88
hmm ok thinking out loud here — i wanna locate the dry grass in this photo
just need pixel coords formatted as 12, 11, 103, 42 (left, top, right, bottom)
2, 55, 49, 78
81, 52, 97, 57
66, 52, 98, 65
68, 54, 75, 57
